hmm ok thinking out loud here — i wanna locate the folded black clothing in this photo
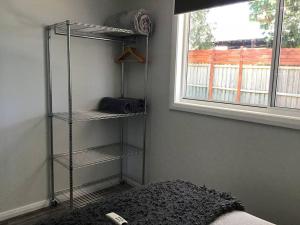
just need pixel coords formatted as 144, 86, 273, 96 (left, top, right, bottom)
98, 97, 145, 114
122, 98, 145, 113
35, 180, 244, 225
98, 97, 131, 114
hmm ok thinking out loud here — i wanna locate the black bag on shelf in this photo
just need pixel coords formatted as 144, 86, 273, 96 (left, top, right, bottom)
98, 97, 145, 114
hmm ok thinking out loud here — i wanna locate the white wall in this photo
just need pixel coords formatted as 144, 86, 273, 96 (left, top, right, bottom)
123, 0, 300, 224
0, 0, 129, 216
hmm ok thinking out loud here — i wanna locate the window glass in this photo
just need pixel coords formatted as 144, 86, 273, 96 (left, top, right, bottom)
276, 0, 300, 109
185, 1, 276, 106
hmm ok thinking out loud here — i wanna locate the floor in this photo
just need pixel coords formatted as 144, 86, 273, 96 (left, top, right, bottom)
0, 184, 132, 225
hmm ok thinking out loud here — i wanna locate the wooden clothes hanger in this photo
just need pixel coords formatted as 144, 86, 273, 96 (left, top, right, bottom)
116, 47, 146, 64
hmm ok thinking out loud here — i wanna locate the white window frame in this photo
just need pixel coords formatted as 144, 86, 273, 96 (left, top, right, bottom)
170, 1, 300, 130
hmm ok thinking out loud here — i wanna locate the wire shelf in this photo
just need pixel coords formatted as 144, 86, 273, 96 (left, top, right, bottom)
53, 111, 145, 122
47, 19, 149, 207
55, 180, 133, 208
52, 21, 145, 41
54, 143, 142, 169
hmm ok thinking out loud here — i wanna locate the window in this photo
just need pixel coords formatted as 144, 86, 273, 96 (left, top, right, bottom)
276, 0, 300, 109
186, 2, 275, 106
171, 0, 300, 129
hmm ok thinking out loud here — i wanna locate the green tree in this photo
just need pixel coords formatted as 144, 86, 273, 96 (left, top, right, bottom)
249, 0, 300, 48
189, 10, 215, 50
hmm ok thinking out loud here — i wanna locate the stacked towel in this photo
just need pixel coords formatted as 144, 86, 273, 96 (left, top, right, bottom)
104, 9, 153, 35
98, 97, 145, 114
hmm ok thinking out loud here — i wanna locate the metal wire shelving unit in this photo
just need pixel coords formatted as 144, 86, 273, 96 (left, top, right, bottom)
46, 20, 149, 208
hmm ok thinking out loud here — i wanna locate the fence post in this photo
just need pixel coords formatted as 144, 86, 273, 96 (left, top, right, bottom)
208, 50, 215, 100
236, 46, 244, 103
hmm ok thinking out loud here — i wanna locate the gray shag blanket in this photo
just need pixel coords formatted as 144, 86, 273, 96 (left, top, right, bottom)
36, 180, 244, 225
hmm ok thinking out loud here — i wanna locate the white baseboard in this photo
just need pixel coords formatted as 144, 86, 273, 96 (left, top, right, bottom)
0, 176, 135, 222
123, 175, 143, 187
0, 200, 49, 222
0, 177, 121, 222
82, 177, 120, 194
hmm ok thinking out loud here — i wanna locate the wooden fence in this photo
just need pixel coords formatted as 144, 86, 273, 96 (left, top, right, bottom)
186, 48, 300, 108
188, 48, 300, 66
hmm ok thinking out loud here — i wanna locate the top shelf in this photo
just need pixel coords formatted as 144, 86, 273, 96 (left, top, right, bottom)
51, 21, 147, 42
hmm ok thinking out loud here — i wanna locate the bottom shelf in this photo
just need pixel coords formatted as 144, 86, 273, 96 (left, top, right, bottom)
55, 178, 133, 208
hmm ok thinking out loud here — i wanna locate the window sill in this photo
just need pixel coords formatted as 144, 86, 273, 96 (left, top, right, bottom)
170, 99, 300, 130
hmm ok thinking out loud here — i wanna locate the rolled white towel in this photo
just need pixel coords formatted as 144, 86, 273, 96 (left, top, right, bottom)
104, 9, 153, 35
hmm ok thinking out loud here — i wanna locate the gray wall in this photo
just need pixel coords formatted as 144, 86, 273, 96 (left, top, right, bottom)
0, 0, 129, 214
1, 0, 300, 224
124, 0, 300, 224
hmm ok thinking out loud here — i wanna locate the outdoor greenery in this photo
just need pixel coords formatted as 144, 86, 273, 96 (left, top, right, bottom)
189, 0, 300, 49
189, 10, 215, 50
249, 0, 300, 48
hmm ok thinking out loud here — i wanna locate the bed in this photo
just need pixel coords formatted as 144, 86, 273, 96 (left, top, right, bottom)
36, 180, 275, 225
212, 211, 274, 225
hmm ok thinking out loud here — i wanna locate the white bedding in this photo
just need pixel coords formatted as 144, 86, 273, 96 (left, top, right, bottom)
211, 211, 275, 225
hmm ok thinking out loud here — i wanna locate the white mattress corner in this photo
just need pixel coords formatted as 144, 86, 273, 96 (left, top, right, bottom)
211, 211, 276, 225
